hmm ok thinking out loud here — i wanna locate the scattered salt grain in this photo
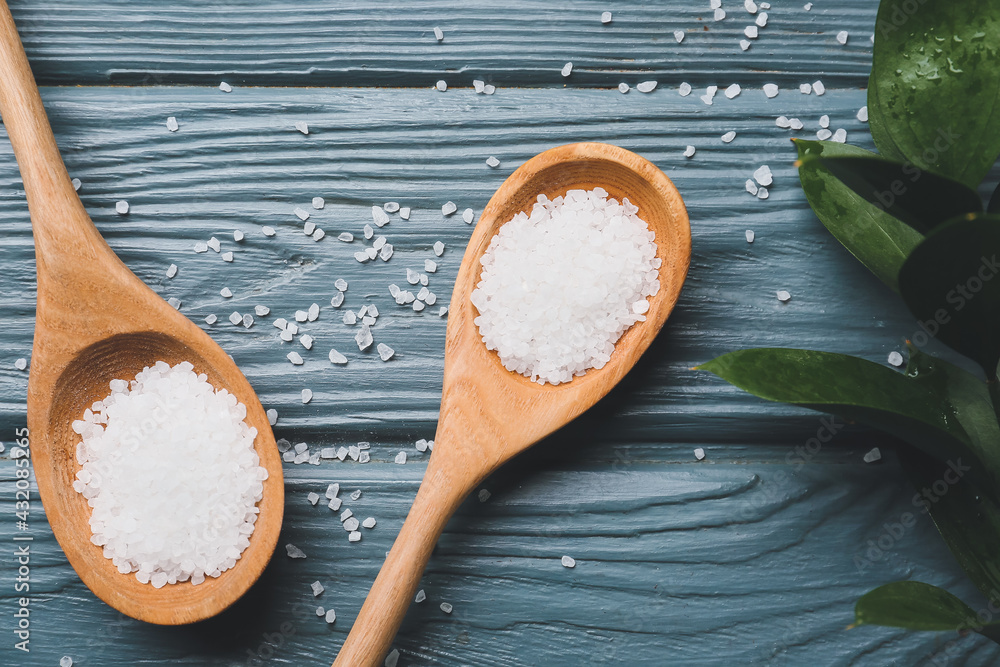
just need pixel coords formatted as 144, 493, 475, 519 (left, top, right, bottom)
799, 83, 812, 94
338, 232, 354, 243
204, 314, 217, 325
315, 606, 325, 617
288, 351, 304, 365
234, 230, 245, 242
812, 80, 826, 95
311, 581, 325, 596
637, 81, 658, 93
776, 290, 791, 303
435, 80, 447, 92
377, 343, 395, 361
355, 325, 373, 351
819, 115, 830, 129
836, 30, 849, 45
442, 201, 457, 216
400, 207, 411, 220
312, 197, 325, 210
385, 649, 400, 667
744, 26, 758, 39
746, 180, 758, 196
242, 314, 254, 328
694, 447, 706, 460
343, 517, 360, 532
262, 226, 276, 237
486, 156, 501, 169
14, 358, 26, 371
618, 82, 629, 94
740, 40, 751, 51
857, 106, 869, 122
601, 11, 612, 23
307, 492, 319, 506
888, 351, 904, 367
433, 241, 445, 256
714, 8, 726, 20
295, 121, 309, 135
228, 311, 242, 325
757, 187, 769, 200
700, 85, 717, 105
166, 117, 179, 132
831, 128, 847, 143
116, 200, 129, 215
60, 657, 73, 667
679, 82, 692, 97
303, 221, 316, 236
425, 259, 438, 273
167, 297, 182, 310
789, 118, 804, 130
362, 517, 376, 529
301, 389, 313, 404
351, 489, 362, 500
746, 230, 755, 243
395, 451, 407, 464
219, 81, 232, 93
328, 497, 342, 511
325, 608, 337, 624
864, 447, 882, 464
683, 145, 696, 158
255, 305, 270, 317
440, 602, 453, 614
725, 84, 741, 99
816, 129, 833, 141
462, 208, 474, 224
804, 2, 812, 8
721, 131, 736, 144
471, 188, 658, 385
72, 178, 81, 191
745, 0, 758, 11
674, 30, 685, 43
561, 555, 576, 568
561, 62, 573, 77
294, 207, 310, 222
433, 26, 443, 41
478, 488, 491, 502
753, 165, 773, 186
267, 409, 278, 425
221, 252, 233, 263
756, 12, 768, 27
415, 589, 427, 603
165, 264, 177, 279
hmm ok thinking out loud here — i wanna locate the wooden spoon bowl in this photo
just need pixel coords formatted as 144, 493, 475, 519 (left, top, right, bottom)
334, 142, 691, 665
0, 1, 283, 625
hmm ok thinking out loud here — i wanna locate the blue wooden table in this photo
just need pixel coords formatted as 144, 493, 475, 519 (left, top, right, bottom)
1, 1, 998, 665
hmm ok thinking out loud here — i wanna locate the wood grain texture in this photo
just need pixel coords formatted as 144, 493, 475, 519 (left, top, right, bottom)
0, 1, 284, 625
0, 82, 996, 665
4, 0, 879, 87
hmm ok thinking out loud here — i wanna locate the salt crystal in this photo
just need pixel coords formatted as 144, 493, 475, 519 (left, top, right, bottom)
776, 290, 791, 302
679, 82, 692, 96
694, 447, 706, 460
219, 81, 233, 93
740, 39, 751, 51
618, 82, 629, 94
744, 25, 758, 39
385, 649, 399, 667
745, 0, 758, 11
395, 451, 407, 464
372, 206, 390, 227
836, 30, 849, 45
486, 156, 500, 168
116, 200, 129, 215
343, 311, 357, 325
316, 607, 325, 617
864, 447, 882, 464
746, 180, 758, 196
442, 201, 457, 216
857, 106, 869, 122
301, 389, 313, 404
601, 11, 612, 23
262, 226, 276, 237
165, 263, 177, 279
683, 145, 696, 158
351, 489, 362, 500
303, 221, 316, 236
287, 351, 304, 365
267, 409, 278, 425
561, 62, 573, 77
341, 508, 354, 521
746, 230, 755, 243
478, 488, 491, 502
242, 314, 254, 328
674, 30, 685, 43
435, 80, 447, 92
362, 517, 376, 529
799, 83, 812, 94
757, 187, 769, 200
308, 303, 320, 321
637, 81, 658, 93
831, 128, 848, 143
307, 492, 319, 506
221, 252, 233, 262
473, 79, 485, 93
166, 116, 179, 132
325, 608, 337, 623
234, 230, 245, 242
285, 543, 305, 558
294, 207, 310, 222
804, 2, 812, 8
72, 178, 81, 191
295, 121, 309, 135
756, 12, 768, 27
440, 602, 453, 614
229, 311, 242, 325
561, 555, 576, 568
753, 165, 773, 186
888, 351, 904, 367
462, 208, 474, 224
817, 129, 833, 141
311, 581, 325, 596
210, 239, 222, 255
167, 297, 182, 310
364, 224, 374, 239
433, 26, 443, 41
812, 80, 826, 95
714, 8, 726, 20
377, 343, 395, 361
355, 325, 373, 351
204, 314, 217, 325
789, 118, 804, 130
415, 589, 427, 603
433, 241, 445, 256
819, 115, 830, 129
328, 497, 342, 511
380, 244, 394, 261
255, 305, 270, 317
400, 207, 410, 220
721, 131, 736, 143
194, 242, 208, 253
725, 83, 741, 99
312, 197, 325, 209
425, 259, 438, 273
14, 358, 26, 371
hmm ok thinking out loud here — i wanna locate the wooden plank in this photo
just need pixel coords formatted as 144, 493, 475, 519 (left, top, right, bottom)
6, 0, 879, 87
0, 86, 995, 664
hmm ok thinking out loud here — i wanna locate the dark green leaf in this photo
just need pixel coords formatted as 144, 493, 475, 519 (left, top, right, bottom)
898, 215, 1000, 378
794, 139, 923, 292
698, 349, 976, 464
989, 181, 1000, 215
815, 156, 982, 234
854, 581, 976, 632
869, 1, 1000, 188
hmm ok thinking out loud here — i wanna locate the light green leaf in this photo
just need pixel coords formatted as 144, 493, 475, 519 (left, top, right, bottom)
794, 139, 923, 292
854, 581, 977, 632
869, 1, 1000, 188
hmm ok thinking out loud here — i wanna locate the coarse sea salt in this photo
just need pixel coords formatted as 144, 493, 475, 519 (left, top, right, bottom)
471, 188, 659, 385
72, 362, 265, 587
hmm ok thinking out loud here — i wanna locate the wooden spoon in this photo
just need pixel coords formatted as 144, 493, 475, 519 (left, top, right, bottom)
0, 1, 283, 625
334, 142, 691, 665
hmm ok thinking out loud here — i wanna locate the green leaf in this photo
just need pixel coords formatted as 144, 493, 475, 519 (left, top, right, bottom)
989, 182, 1000, 215
854, 581, 976, 632
794, 139, 924, 292
869, 1, 1000, 188
898, 215, 1000, 378
815, 156, 982, 234
698, 349, 977, 464
698, 348, 1000, 494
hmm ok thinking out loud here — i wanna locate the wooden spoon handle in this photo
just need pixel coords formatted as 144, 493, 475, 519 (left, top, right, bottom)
333, 460, 475, 667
